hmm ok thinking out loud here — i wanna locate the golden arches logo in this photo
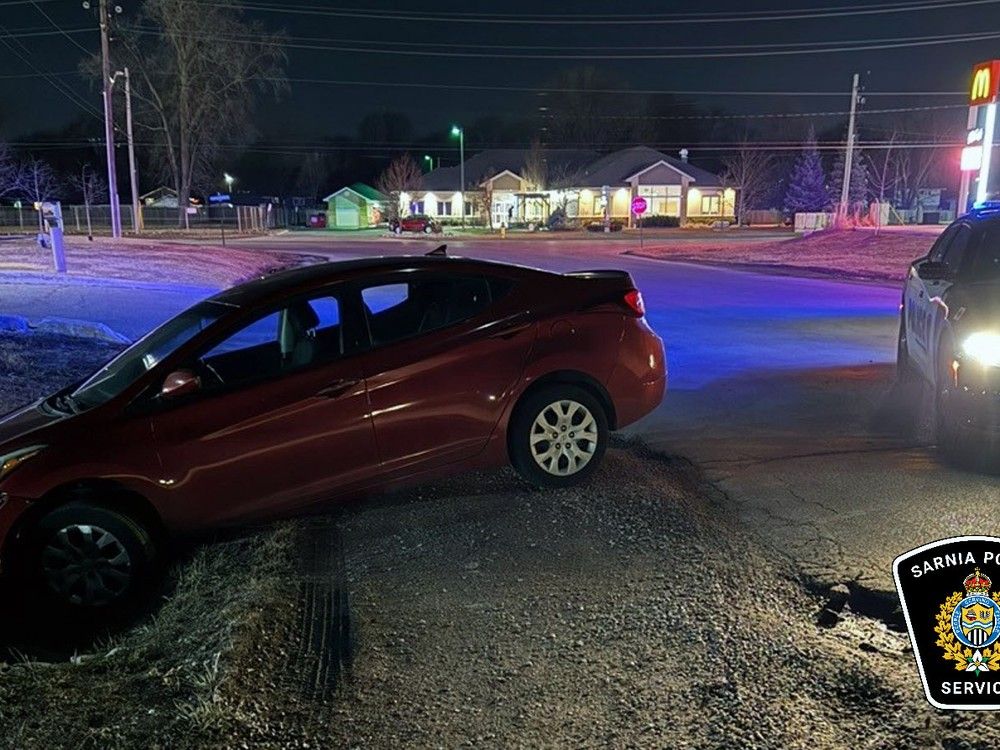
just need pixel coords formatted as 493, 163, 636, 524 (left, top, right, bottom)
971, 61, 1000, 105
973, 67, 992, 103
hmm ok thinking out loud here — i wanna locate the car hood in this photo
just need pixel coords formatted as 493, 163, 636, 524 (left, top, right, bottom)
0, 400, 68, 451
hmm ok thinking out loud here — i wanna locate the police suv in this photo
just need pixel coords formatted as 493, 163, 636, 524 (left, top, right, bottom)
898, 205, 1000, 454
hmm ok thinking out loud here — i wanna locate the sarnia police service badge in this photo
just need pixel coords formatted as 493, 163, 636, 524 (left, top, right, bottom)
894, 536, 1000, 709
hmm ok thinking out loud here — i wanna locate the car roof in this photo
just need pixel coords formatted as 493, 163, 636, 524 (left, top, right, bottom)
211, 254, 544, 307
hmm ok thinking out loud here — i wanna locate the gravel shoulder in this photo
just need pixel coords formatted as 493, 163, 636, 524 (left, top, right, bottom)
205, 443, 1000, 749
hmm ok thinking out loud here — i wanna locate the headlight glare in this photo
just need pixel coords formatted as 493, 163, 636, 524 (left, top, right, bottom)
963, 332, 1000, 368
0, 445, 45, 483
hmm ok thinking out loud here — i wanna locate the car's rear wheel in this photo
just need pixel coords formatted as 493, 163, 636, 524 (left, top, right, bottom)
423, 224, 432, 234
393, 225, 402, 235
21, 501, 157, 609
510, 385, 608, 488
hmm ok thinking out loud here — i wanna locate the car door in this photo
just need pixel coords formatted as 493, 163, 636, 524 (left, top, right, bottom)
906, 226, 958, 377
146, 287, 380, 527
356, 270, 534, 475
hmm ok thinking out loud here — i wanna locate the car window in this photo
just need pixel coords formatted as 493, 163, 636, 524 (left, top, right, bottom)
197, 294, 343, 389
968, 223, 1000, 281
361, 275, 495, 346
928, 225, 958, 262
942, 224, 972, 271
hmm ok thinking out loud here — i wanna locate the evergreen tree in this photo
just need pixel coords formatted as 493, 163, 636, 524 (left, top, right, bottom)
784, 127, 830, 214
829, 150, 870, 210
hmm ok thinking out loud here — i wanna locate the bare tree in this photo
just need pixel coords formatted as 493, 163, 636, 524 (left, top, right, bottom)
481, 178, 494, 230
101, 0, 288, 226
722, 143, 776, 223
376, 154, 423, 221
522, 139, 547, 190
17, 158, 59, 231
0, 143, 18, 199
70, 164, 108, 240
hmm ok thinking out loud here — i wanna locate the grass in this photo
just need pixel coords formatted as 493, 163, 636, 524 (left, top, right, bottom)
631, 227, 941, 282
0, 525, 297, 749
0, 236, 319, 287
0, 331, 300, 749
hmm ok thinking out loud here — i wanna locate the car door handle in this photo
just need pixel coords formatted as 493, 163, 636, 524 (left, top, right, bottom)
316, 378, 361, 399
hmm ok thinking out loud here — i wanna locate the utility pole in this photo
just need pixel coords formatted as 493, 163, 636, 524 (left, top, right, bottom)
99, 0, 122, 238
123, 67, 140, 232
838, 73, 860, 221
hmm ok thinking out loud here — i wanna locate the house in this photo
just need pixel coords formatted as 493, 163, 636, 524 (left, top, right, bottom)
400, 146, 734, 227
323, 182, 389, 230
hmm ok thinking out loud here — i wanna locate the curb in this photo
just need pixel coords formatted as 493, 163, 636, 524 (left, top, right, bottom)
0, 313, 132, 344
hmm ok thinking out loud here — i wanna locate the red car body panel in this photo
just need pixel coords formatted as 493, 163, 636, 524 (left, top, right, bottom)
0, 256, 666, 566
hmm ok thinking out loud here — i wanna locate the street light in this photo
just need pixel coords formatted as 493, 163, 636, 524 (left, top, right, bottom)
224, 172, 235, 192
423, 154, 437, 171
450, 125, 465, 227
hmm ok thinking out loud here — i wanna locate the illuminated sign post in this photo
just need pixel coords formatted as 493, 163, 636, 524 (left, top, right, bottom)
960, 60, 1000, 211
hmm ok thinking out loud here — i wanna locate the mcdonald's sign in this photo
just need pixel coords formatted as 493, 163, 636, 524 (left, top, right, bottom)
970, 60, 1000, 106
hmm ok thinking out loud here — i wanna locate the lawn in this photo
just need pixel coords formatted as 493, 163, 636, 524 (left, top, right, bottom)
631, 227, 941, 283
0, 236, 319, 287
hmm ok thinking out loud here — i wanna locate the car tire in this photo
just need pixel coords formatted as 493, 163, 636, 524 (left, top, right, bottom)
934, 336, 972, 460
509, 384, 608, 489
393, 225, 402, 235
423, 225, 432, 234
896, 313, 919, 384
20, 501, 158, 609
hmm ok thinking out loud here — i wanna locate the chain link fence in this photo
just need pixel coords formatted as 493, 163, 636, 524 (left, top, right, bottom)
0, 203, 292, 234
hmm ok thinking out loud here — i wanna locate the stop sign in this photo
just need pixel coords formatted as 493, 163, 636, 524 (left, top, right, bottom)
631, 196, 647, 215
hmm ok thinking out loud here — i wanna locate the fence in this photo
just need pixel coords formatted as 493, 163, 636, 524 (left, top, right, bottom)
0, 203, 286, 234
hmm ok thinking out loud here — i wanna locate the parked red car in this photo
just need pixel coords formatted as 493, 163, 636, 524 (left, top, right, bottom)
0, 252, 666, 607
390, 214, 440, 234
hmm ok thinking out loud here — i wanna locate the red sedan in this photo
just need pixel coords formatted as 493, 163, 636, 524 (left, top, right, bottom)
0, 252, 666, 607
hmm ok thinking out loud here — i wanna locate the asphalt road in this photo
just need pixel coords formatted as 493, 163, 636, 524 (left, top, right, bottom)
232, 234, 999, 606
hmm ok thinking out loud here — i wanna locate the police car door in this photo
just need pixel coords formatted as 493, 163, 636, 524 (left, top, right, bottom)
906, 226, 956, 379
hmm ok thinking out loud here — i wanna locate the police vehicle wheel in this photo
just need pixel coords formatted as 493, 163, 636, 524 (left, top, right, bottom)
935, 338, 971, 459
896, 314, 919, 384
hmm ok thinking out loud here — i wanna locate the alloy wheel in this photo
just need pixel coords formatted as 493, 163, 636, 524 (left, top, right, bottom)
40, 524, 133, 606
529, 399, 599, 476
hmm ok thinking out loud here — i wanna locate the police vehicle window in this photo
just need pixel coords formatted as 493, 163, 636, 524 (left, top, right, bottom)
928, 226, 958, 262
969, 224, 1000, 281
361, 275, 494, 346
942, 225, 972, 271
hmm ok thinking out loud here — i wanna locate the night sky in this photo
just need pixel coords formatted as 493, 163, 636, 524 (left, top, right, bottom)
0, 0, 997, 189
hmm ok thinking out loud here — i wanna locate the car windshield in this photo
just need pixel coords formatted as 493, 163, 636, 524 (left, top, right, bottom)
70, 300, 232, 410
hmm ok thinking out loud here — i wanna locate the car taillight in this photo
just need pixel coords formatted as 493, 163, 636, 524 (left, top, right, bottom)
623, 289, 645, 317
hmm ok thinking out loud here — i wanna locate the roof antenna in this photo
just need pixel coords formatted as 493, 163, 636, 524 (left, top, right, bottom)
426, 245, 447, 256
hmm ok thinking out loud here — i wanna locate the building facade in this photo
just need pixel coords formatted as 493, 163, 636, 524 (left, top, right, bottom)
399, 146, 735, 227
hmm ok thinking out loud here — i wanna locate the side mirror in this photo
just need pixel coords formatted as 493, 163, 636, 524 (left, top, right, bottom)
160, 369, 201, 399
918, 261, 953, 282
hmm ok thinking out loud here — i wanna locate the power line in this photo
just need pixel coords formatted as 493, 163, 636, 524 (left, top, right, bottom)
197, 0, 1000, 25
0, 24, 103, 122
138, 26, 1000, 59
30, 1, 92, 54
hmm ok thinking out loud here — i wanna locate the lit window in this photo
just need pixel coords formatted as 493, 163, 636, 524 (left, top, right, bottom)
701, 195, 720, 214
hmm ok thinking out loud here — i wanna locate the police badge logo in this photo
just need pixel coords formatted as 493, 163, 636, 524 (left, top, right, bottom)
894, 536, 1000, 709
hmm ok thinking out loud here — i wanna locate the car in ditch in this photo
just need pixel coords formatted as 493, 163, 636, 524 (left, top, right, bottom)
897, 205, 1000, 457
0, 249, 666, 607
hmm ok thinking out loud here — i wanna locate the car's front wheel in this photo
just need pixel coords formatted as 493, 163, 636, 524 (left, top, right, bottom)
510, 385, 608, 488
21, 501, 158, 608
896, 312, 919, 384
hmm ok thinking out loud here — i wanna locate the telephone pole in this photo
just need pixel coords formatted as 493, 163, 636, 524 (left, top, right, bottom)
838, 73, 860, 221
99, 0, 122, 238
123, 67, 140, 232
